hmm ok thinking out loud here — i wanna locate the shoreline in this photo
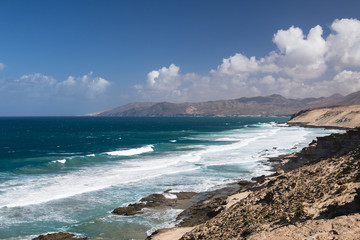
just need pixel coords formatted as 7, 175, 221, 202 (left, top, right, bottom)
287, 122, 351, 130
180, 126, 360, 239
147, 124, 356, 240
31, 121, 355, 240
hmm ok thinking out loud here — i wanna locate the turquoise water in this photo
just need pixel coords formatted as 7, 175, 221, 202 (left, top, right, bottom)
0, 117, 341, 239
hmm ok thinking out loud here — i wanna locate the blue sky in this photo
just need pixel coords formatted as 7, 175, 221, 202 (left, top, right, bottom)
1, 0, 360, 116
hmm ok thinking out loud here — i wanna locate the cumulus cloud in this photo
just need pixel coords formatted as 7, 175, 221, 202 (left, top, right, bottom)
57, 72, 111, 98
146, 64, 180, 90
214, 24, 328, 81
326, 18, 360, 69
213, 53, 279, 76
273, 25, 327, 79
135, 18, 360, 101
318, 70, 360, 95
135, 64, 184, 101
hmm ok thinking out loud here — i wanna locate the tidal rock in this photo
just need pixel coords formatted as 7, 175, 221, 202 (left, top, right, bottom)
113, 203, 146, 215
32, 232, 87, 240
113, 191, 197, 216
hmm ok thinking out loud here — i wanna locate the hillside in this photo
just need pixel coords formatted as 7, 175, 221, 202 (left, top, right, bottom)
87, 91, 360, 117
289, 105, 360, 129
170, 128, 360, 240
147, 107, 360, 240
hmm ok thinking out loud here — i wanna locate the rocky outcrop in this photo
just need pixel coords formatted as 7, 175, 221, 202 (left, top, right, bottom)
180, 129, 360, 239
113, 191, 197, 216
176, 196, 227, 227
175, 182, 253, 227
32, 233, 87, 240
278, 128, 360, 172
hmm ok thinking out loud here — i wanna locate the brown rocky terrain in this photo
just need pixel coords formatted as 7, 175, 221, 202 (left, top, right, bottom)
178, 128, 360, 240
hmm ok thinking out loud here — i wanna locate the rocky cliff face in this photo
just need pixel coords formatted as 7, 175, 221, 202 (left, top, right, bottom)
289, 105, 360, 129
180, 129, 360, 239
87, 91, 360, 117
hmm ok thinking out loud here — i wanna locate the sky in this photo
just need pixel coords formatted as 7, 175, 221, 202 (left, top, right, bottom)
1, 0, 360, 116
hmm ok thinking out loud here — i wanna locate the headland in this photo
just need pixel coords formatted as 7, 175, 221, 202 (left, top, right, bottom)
147, 106, 360, 240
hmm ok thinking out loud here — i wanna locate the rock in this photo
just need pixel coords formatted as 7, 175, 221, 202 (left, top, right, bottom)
32, 232, 87, 240
113, 191, 197, 216
113, 203, 146, 215
140, 193, 176, 207
251, 175, 266, 183
177, 197, 227, 227
238, 180, 253, 186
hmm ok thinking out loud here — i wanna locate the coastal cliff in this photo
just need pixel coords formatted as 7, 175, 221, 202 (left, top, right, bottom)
179, 128, 360, 239
148, 108, 360, 240
288, 104, 360, 129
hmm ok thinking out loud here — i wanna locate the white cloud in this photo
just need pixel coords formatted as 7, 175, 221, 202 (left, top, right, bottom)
135, 64, 183, 101
317, 70, 360, 95
6, 73, 57, 98
59, 76, 76, 86
135, 18, 360, 102
20, 73, 57, 85
326, 18, 360, 69
146, 64, 180, 90
273, 25, 327, 79
213, 51, 280, 77
58, 72, 111, 98
0, 72, 111, 100
214, 25, 327, 80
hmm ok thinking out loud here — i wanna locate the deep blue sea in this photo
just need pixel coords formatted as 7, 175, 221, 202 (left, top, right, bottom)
0, 117, 341, 239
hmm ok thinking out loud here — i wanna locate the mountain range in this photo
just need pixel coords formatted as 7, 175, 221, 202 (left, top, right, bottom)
86, 91, 360, 117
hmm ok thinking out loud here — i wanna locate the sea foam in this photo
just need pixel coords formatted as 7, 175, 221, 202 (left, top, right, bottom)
105, 145, 154, 156
51, 159, 67, 164
0, 124, 338, 210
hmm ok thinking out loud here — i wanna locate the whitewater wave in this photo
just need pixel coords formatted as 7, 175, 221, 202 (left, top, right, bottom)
0, 124, 340, 209
51, 159, 67, 164
105, 145, 154, 156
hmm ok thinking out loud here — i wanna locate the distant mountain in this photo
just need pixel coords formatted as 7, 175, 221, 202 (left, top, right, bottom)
86, 91, 360, 117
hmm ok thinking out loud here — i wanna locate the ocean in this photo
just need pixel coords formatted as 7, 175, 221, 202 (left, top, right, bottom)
0, 117, 341, 239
